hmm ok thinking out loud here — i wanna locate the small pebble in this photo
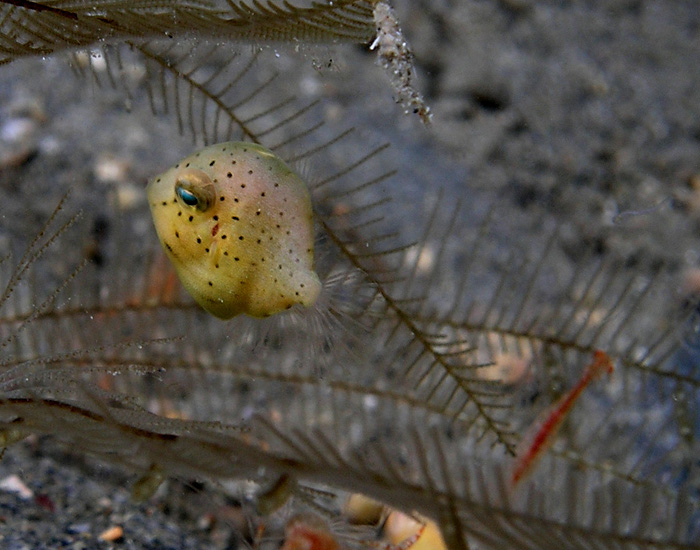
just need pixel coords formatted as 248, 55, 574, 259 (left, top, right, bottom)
479, 352, 531, 384
1, 118, 35, 143
99, 525, 124, 542
0, 118, 39, 168
115, 182, 144, 210
343, 493, 384, 525
403, 243, 435, 274
0, 475, 33, 499
384, 510, 447, 550
94, 154, 130, 184
67, 522, 91, 534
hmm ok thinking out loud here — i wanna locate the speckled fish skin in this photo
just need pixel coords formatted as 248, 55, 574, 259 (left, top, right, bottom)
147, 142, 322, 319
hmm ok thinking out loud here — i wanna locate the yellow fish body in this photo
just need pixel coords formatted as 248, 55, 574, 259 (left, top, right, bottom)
147, 142, 321, 319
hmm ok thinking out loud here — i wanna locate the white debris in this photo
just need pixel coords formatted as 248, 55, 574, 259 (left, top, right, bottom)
0, 474, 34, 499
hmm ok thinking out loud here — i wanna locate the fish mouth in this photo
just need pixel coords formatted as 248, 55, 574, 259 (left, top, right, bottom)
162, 240, 178, 259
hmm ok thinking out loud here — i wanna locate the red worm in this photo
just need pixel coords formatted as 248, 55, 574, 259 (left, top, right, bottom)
511, 350, 614, 487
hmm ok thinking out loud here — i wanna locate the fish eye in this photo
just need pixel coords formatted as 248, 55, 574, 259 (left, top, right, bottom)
174, 169, 216, 212
176, 186, 199, 207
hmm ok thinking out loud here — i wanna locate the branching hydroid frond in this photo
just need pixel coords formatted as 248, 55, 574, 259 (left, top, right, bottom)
0, 0, 376, 64
1, 184, 697, 549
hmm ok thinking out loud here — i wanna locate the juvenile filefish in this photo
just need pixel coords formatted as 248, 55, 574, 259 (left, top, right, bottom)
147, 142, 321, 319
511, 350, 614, 487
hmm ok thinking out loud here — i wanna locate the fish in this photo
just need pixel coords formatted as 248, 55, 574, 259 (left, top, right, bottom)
511, 350, 614, 487
147, 142, 322, 319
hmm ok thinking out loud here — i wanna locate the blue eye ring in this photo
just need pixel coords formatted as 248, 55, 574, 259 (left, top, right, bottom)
176, 186, 199, 207
174, 169, 216, 212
